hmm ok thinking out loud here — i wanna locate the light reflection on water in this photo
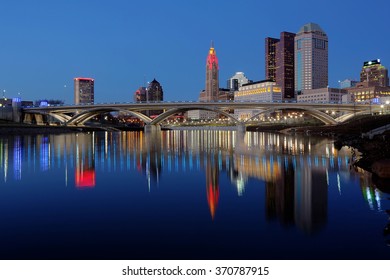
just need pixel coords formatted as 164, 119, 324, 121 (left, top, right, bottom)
0, 130, 389, 259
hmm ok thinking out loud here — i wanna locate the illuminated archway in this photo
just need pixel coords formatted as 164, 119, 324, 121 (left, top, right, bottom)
150, 106, 241, 125
65, 107, 152, 125
245, 107, 338, 125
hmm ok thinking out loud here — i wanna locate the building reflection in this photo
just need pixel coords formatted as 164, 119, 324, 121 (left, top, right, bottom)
206, 152, 219, 219
0, 129, 360, 235
75, 134, 96, 188
356, 169, 390, 245
265, 158, 294, 227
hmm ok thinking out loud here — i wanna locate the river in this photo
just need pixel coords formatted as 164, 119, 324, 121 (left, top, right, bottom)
0, 129, 389, 259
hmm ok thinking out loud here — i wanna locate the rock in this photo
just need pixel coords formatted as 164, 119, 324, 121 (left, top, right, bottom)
371, 159, 390, 178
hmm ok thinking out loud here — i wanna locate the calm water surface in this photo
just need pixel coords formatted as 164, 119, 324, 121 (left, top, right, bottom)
0, 129, 389, 259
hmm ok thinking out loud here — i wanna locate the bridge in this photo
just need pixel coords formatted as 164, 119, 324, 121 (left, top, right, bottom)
21, 101, 381, 130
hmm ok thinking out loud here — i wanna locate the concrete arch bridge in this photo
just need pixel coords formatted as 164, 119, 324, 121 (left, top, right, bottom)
22, 101, 380, 130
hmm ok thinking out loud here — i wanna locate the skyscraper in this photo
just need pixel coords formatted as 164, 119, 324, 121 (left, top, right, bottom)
360, 59, 389, 87
74, 77, 94, 105
147, 79, 164, 102
205, 42, 219, 102
265, 37, 280, 81
146, 78, 163, 116
266, 32, 296, 99
294, 23, 328, 94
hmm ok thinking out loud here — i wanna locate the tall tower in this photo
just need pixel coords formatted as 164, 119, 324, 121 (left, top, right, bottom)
294, 23, 328, 94
74, 77, 94, 105
146, 78, 164, 116
147, 78, 164, 102
265, 37, 280, 81
276, 32, 295, 99
266, 32, 296, 99
205, 42, 219, 102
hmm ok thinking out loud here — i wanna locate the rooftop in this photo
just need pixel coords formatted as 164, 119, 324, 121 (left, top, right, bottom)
297, 22, 326, 35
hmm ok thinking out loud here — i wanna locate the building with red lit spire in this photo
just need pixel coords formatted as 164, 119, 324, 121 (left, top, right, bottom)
188, 42, 231, 120
205, 42, 219, 102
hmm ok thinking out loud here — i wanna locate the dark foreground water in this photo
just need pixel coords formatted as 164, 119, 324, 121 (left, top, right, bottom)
0, 130, 389, 260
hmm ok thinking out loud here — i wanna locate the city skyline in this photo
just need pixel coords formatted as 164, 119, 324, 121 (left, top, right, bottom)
0, 0, 389, 104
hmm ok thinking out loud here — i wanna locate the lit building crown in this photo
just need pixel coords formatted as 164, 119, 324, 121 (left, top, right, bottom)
207, 47, 219, 70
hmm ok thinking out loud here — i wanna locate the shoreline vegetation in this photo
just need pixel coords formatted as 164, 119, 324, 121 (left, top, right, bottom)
1, 115, 389, 178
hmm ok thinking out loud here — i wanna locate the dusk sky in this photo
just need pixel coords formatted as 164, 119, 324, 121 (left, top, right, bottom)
0, 0, 389, 104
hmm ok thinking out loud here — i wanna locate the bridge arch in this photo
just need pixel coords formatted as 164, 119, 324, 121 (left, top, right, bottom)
244, 106, 338, 125
65, 107, 152, 125
23, 110, 72, 123
150, 106, 241, 125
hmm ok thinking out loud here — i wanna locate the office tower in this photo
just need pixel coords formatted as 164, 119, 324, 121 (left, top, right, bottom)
265, 37, 280, 81
265, 32, 295, 99
146, 78, 163, 116
276, 32, 295, 98
74, 77, 94, 105
294, 23, 328, 94
360, 59, 389, 87
147, 78, 163, 102
227, 72, 251, 91
205, 42, 219, 102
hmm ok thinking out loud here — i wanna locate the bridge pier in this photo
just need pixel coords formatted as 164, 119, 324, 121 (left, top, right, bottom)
236, 123, 246, 133
144, 124, 161, 133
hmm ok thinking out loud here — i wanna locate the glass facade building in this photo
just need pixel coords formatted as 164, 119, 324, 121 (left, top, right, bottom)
294, 23, 328, 94
265, 32, 295, 99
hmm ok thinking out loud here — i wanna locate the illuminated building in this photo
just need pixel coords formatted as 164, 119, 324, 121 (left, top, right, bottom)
266, 32, 296, 99
132, 80, 163, 117
234, 80, 282, 120
147, 79, 164, 102
295, 23, 328, 94
227, 72, 251, 92
189, 43, 222, 120
134, 86, 147, 102
74, 77, 94, 105
346, 81, 390, 102
359, 59, 389, 87
265, 37, 279, 81
204, 42, 219, 102
297, 87, 346, 103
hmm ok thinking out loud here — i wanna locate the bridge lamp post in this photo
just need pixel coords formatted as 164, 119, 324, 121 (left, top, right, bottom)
380, 105, 384, 114
386, 100, 390, 114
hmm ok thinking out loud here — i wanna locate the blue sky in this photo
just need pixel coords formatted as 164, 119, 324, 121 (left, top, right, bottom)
0, 0, 389, 104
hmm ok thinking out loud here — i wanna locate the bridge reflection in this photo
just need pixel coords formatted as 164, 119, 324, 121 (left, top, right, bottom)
0, 130, 386, 235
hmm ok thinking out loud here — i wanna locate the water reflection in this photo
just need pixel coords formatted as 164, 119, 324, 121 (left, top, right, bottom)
0, 130, 388, 240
